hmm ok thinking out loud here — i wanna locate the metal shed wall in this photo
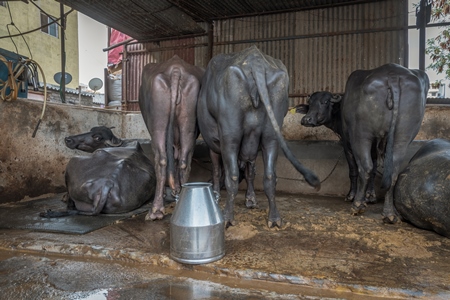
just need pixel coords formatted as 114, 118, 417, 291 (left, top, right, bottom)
122, 24, 210, 111
123, 0, 407, 110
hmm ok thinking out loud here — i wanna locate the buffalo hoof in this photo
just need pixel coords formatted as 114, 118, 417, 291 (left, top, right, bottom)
245, 197, 258, 209
351, 201, 367, 215
225, 219, 236, 228
223, 209, 234, 228
171, 189, 179, 198
145, 209, 165, 221
268, 218, 282, 228
365, 190, 377, 204
382, 214, 402, 224
345, 193, 355, 202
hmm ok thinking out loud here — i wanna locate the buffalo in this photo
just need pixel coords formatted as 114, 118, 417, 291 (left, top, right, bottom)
139, 55, 204, 220
64, 126, 141, 152
394, 139, 450, 238
197, 45, 320, 228
295, 63, 429, 223
295, 92, 378, 204
64, 126, 221, 193
41, 143, 156, 217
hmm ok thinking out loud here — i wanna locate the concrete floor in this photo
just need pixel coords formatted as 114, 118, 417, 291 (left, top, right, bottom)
0, 191, 449, 299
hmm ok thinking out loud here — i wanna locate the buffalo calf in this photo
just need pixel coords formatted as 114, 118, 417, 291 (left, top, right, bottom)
64, 126, 140, 152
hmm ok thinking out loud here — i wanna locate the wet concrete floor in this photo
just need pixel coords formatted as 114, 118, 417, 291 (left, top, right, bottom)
0, 250, 312, 299
0, 191, 449, 299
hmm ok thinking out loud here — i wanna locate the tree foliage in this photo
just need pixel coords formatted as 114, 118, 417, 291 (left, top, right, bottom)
425, 0, 450, 80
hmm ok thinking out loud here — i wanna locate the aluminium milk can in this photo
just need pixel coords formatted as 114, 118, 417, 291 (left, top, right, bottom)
170, 182, 225, 264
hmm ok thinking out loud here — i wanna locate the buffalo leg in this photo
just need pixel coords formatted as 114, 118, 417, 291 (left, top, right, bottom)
146, 137, 167, 220
343, 143, 357, 202
171, 144, 181, 197
178, 147, 194, 188
383, 186, 402, 224
244, 161, 257, 208
262, 143, 281, 228
350, 140, 373, 215
178, 136, 196, 194
177, 77, 200, 195
365, 144, 378, 203
382, 151, 404, 224
344, 142, 377, 203
221, 146, 240, 227
209, 150, 222, 199
365, 161, 377, 203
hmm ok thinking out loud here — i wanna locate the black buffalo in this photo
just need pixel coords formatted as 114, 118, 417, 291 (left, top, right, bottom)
64, 126, 222, 193
295, 63, 429, 223
64, 126, 140, 152
394, 139, 450, 238
139, 55, 204, 220
295, 92, 378, 204
41, 143, 156, 217
197, 45, 320, 228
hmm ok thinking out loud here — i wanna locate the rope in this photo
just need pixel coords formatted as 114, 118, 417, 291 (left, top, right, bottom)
192, 150, 345, 185
0, 55, 47, 137
319, 150, 344, 183
278, 150, 344, 184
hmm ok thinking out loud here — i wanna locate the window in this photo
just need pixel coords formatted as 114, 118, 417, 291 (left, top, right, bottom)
40, 12, 59, 38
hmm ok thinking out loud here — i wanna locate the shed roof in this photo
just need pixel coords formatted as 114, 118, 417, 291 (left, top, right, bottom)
56, 0, 386, 42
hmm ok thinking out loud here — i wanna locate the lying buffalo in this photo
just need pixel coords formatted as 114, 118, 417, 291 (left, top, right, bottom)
295, 63, 429, 223
394, 139, 450, 238
64, 126, 141, 152
64, 126, 224, 192
41, 143, 156, 217
139, 55, 205, 220
197, 45, 320, 228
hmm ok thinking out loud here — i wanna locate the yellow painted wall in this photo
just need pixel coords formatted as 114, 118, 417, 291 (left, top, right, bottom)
0, 1, 79, 89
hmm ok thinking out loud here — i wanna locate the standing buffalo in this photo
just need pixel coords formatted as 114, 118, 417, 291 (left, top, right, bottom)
394, 139, 450, 238
295, 63, 429, 223
64, 126, 143, 152
197, 45, 320, 228
139, 55, 204, 220
295, 92, 378, 204
41, 143, 156, 217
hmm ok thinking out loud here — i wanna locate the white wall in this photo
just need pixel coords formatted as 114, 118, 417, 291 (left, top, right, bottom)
77, 13, 108, 94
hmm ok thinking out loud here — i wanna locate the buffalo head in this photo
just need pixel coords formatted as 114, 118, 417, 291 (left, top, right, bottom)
64, 126, 123, 152
295, 92, 342, 127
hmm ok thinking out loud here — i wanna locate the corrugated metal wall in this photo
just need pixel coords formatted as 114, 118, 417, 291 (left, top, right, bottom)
123, 0, 407, 110
122, 22, 210, 110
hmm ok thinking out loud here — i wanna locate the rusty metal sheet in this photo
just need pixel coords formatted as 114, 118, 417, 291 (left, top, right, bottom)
122, 0, 406, 109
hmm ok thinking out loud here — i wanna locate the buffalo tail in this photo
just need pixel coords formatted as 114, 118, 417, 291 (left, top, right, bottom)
166, 67, 181, 190
251, 61, 321, 191
381, 74, 400, 189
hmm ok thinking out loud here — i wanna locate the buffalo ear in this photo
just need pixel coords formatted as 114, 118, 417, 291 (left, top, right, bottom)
330, 94, 342, 103
295, 104, 309, 114
105, 136, 123, 147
